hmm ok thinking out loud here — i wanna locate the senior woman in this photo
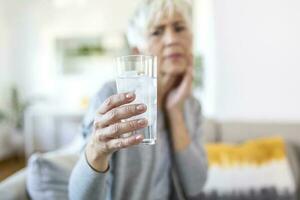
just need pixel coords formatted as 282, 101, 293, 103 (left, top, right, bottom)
69, 0, 207, 200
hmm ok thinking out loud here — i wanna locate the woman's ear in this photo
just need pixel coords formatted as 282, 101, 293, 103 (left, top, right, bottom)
131, 47, 140, 55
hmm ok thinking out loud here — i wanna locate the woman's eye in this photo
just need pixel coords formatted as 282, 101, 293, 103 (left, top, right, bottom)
175, 26, 186, 32
151, 29, 163, 36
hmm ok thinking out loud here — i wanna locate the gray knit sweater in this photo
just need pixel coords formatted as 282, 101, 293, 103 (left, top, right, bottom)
68, 82, 207, 200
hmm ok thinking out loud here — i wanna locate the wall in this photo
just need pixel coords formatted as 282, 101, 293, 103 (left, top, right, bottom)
194, 0, 218, 118
0, 1, 12, 110
212, 0, 300, 121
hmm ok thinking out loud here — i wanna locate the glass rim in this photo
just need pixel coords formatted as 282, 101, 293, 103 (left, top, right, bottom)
115, 54, 156, 62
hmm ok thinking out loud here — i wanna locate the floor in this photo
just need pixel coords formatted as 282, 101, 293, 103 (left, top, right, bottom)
0, 155, 26, 182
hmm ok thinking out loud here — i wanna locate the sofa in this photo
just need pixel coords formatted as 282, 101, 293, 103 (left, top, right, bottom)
0, 134, 84, 200
1, 119, 300, 199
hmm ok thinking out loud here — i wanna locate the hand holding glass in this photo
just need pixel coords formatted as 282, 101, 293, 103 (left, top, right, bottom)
115, 55, 157, 145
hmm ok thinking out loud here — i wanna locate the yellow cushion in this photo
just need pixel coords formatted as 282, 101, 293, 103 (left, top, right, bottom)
205, 136, 286, 166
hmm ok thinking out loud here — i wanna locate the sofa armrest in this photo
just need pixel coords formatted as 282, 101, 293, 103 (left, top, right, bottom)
0, 134, 84, 200
0, 169, 29, 200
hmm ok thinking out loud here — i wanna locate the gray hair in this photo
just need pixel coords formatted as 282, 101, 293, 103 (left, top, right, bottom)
126, 0, 193, 50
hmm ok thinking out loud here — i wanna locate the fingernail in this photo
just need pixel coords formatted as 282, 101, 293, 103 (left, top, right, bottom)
138, 119, 147, 126
126, 92, 134, 99
136, 135, 143, 140
136, 104, 146, 111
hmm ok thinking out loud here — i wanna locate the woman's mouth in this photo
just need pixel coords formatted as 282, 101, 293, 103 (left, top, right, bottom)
164, 53, 183, 60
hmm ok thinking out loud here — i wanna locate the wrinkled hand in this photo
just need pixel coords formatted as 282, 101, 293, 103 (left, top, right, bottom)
85, 92, 148, 172
165, 63, 194, 112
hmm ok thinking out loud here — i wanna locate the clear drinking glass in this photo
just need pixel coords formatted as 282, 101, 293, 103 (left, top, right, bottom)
115, 55, 157, 145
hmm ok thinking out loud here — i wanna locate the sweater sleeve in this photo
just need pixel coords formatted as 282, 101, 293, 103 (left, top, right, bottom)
68, 81, 116, 200
174, 97, 208, 198
68, 154, 112, 200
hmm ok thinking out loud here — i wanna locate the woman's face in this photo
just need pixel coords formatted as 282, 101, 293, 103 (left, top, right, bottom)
144, 11, 193, 77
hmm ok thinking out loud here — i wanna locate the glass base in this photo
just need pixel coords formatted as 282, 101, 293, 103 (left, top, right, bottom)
142, 138, 156, 145
135, 125, 156, 145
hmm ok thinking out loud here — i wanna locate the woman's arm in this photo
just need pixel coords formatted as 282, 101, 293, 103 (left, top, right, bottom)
167, 99, 208, 198
163, 64, 207, 197
68, 81, 147, 200
167, 108, 191, 150
68, 82, 115, 200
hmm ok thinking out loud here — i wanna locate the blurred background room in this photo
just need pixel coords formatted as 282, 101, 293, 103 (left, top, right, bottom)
1, 0, 300, 199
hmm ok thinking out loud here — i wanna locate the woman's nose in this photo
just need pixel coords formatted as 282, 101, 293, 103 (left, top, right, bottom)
163, 28, 179, 46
